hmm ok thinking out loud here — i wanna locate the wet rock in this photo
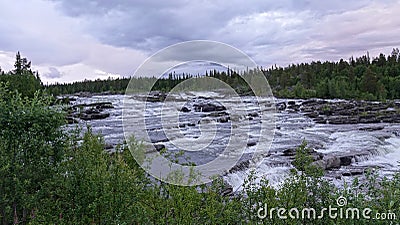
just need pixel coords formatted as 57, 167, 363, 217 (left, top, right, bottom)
359, 126, 385, 132
146, 91, 167, 102
228, 160, 250, 173
302, 99, 327, 107
80, 112, 110, 120
301, 99, 400, 125
276, 102, 286, 111
154, 144, 166, 151
287, 102, 300, 111
304, 111, 319, 118
282, 148, 296, 157
208, 111, 229, 117
359, 114, 380, 123
312, 152, 324, 161
314, 117, 327, 124
247, 139, 257, 147
68, 101, 114, 121
328, 116, 359, 124
194, 102, 226, 112
247, 112, 259, 117
339, 155, 353, 166
181, 121, 198, 127
313, 156, 341, 170
198, 118, 214, 124
73, 102, 114, 110
342, 169, 364, 176
217, 116, 230, 123
104, 143, 114, 150
180, 106, 191, 112
148, 131, 169, 143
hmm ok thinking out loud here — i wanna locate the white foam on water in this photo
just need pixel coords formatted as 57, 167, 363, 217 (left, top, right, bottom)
224, 161, 291, 192
356, 136, 400, 169
317, 131, 382, 154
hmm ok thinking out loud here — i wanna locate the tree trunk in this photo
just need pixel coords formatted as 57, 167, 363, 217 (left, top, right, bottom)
13, 202, 18, 225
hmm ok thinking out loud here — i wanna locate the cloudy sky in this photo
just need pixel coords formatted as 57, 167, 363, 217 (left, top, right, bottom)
0, 0, 399, 84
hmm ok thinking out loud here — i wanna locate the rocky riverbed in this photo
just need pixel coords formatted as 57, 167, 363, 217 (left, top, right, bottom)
62, 93, 400, 192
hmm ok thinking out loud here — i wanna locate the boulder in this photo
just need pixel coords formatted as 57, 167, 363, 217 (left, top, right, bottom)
217, 116, 230, 123
104, 143, 114, 150
247, 112, 259, 117
180, 106, 191, 112
79, 112, 110, 120
339, 155, 353, 166
282, 148, 296, 157
154, 144, 166, 151
312, 156, 341, 170
228, 160, 250, 173
276, 102, 286, 111
194, 102, 226, 112
247, 139, 257, 147
148, 131, 169, 143
342, 169, 364, 176
324, 156, 341, 169
146, 91, 167, 102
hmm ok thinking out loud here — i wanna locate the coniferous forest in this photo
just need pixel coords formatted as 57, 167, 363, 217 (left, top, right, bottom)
43, 48, 400, 101
0, 51, 399, 224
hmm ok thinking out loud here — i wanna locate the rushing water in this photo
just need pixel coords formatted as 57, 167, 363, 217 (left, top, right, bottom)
69, 93, 400, 191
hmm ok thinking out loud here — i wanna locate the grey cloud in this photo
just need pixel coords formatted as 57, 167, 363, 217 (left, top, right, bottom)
2, 0, 400, 84
44, 67, 63, 79
47, 0, 397, 69
51, 0, 308, 51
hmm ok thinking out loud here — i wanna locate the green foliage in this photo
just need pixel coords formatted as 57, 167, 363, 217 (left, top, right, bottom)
0, 84, 65, 224
0, 52, 42, 98
292, 140, 324, 177
268, 49, 400, 100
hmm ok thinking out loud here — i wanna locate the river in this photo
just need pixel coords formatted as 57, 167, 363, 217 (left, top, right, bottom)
67, 92, 400, 192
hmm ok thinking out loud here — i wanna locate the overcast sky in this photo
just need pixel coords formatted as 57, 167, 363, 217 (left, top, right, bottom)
0, 0, 400, 84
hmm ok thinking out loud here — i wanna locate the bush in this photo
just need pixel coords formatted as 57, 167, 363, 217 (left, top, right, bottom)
0, 84, 65, 224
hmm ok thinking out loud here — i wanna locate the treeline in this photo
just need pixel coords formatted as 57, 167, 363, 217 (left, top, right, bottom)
45, 48, 400, 100
44, 69, 255, 96
0, 84, 399, 224
267, 48, 400, 100
3, 49, 400, 100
